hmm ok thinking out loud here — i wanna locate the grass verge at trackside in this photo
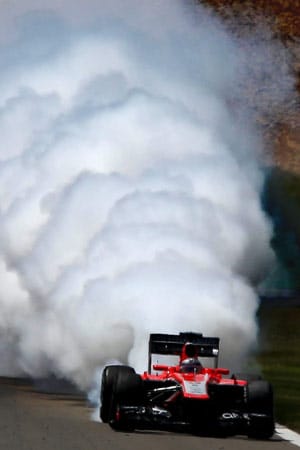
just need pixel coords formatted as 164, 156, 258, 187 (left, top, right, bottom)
257, 303, 300, 433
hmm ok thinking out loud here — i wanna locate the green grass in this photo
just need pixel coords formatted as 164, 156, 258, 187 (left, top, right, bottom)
257, 304, 300, 432
264, 169, 300, 291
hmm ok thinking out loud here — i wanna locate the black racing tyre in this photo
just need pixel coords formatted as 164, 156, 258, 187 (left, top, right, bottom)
248, 380, 273, 414
101, 365, 142, 432
100, 365, 135, 423
247, 380, 275, 439
115, 367, 142, 399
100, 365, 119, 422
109, 367, 143, 432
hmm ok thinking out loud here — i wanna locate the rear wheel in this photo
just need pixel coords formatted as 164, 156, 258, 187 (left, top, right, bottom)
100, 365, 142, 431
100, 365, 127, 422
247, 380, 274, 439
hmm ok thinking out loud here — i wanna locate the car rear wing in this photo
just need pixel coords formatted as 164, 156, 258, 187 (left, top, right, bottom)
148, 332, 220, 372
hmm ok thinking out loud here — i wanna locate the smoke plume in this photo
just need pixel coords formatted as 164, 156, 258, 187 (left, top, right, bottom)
0, 0, 292, 390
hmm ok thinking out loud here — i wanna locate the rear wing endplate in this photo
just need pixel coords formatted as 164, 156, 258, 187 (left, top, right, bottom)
148, 332, 220, 372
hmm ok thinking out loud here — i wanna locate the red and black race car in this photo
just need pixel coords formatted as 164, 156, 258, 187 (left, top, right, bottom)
100, 332, 274, 439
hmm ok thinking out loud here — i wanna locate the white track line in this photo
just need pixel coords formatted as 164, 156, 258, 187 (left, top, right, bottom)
276, 424, 300, 447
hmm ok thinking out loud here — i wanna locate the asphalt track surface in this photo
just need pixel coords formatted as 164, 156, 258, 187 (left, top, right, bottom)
0, 378, 298, 450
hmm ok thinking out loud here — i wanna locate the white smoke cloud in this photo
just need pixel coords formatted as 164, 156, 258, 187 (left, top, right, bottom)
0, 0, 292, 390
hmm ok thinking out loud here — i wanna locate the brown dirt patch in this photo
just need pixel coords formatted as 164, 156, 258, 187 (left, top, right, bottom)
201, 0, 300, 173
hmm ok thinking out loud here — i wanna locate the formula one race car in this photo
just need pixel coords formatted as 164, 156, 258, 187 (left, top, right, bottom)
100, 332, 274, 439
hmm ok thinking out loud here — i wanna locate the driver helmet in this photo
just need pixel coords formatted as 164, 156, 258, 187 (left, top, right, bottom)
180, 357, 203, 373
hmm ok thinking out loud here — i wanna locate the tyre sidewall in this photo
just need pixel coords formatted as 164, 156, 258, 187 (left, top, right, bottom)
247, 380, 274, 439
